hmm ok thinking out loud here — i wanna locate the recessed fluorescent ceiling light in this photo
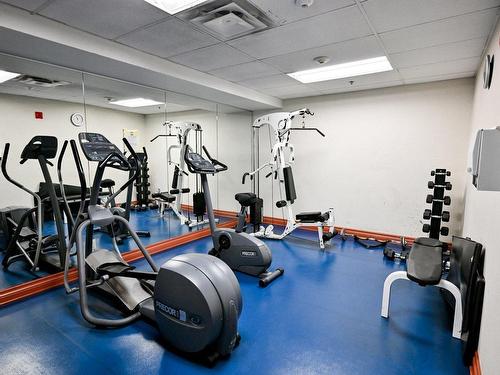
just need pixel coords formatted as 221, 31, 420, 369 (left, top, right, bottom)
110, 98, 163, 107
144, 0, 207, 14
288, 56, 393, 83
0, 70, 20, 84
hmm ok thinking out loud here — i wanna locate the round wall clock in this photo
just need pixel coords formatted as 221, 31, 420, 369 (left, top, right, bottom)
483, 54, 494, 90
70, 112, 85, 127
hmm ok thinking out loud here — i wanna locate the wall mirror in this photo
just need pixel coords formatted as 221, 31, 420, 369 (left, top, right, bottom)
0, 56, 252, 304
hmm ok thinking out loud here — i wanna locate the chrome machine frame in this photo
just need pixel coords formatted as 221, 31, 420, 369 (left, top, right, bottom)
151, 121, 216, 228
246, 108, 335, 249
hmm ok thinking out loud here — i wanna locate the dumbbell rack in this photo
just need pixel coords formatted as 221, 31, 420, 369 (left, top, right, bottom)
134, 152, 151, 210
423, 169, 452, 239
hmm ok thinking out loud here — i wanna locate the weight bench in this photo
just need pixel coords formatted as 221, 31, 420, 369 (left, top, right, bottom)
152, 192, 176, 217
381, 237, 463, 339
152, 192, 176, 204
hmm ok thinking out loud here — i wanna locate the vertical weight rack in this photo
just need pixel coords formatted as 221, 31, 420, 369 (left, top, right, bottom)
132, 148, 152, 210
423, 169, 452, 239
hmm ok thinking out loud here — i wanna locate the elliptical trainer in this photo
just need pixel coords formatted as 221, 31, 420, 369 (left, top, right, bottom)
93, 140, 151, 245
62, 133, 242, 364
184, 144, 284, 287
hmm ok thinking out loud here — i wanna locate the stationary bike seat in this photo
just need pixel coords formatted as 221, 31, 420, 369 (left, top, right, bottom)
235, 192, 257, 207
406, 237, 444, 286
101, 179, 115, 189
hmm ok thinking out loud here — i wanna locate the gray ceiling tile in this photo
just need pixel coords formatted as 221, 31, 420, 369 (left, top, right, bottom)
318, 80, 403, 95
403, 72, 475, 85
228, 5, 372, 59
261, 83, 322, 99
249, 0, 355, 24
169, 43, 254, 71
390, 38, 487, 69
209, 60, 281, 82
117, 18, 219, 58
380, 9, 499, 53
362, 0, 500, 33
262, 36, 384, 73
399, 57, 480, 80
308, 70, 402, 91
39, 0, 168, 39
239, 74, 298, 90
1, 0, 49, 11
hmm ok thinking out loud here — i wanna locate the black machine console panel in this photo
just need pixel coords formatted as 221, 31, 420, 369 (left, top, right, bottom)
21, 135, 58, 160
185, 151, 217, 174
78, 133, 126, 167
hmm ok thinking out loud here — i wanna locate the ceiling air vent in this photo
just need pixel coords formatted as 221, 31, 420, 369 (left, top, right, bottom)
178, 0, 278, 40
13, 75, 71, 88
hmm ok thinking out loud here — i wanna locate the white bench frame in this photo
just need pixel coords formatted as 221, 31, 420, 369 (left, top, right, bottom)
381, 270, 463, 339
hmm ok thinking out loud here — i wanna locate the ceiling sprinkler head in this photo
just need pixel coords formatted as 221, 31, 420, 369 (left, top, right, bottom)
296, 0, 314, 8
313, 56, 330, 65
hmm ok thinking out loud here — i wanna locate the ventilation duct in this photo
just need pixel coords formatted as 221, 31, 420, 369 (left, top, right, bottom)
14, 75, 71, 88
178, 0, 279, 40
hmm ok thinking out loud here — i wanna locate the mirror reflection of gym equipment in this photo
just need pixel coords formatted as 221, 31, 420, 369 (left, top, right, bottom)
0, 2, 497, 374
150, 121, 217, 229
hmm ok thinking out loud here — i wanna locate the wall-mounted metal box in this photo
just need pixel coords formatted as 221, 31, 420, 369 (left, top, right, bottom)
472, 127, 500, 191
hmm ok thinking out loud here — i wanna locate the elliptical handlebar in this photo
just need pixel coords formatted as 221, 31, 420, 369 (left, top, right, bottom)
102, 138, 140, 208
183, 145, 227, 174
202, 146, 228, 173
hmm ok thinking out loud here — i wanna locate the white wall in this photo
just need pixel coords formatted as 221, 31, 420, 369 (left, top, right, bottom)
0, 93, 145, 208
144, 108, 252, 213
461, 20, 500, 375
255, 79, 474, 239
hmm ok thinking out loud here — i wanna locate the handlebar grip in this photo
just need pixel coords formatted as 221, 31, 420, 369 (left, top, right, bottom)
242, 173, 250, 184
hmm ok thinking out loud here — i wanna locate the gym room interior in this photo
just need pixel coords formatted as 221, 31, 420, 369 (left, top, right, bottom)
0, 1, 499, 374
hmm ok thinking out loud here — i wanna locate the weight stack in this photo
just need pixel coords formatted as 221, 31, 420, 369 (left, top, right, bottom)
422, 169, 452, 239
134, 152, 151, 207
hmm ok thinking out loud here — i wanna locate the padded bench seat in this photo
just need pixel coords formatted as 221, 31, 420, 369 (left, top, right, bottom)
407, 237, 444, 286
152, 192, 176, 203
235, 192, 257, 207
100, 179, 115, 189
296, 211, 328, 223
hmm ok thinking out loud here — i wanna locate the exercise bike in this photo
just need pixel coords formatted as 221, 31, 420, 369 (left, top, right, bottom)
183, 145, 284, 287
63, 133, 242, 364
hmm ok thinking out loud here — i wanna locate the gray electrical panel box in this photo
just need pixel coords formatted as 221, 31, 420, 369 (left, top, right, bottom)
472, 127, 500, 191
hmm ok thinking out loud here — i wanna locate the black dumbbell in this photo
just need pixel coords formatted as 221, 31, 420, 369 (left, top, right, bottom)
428, 181, 435, 189
383, 247, 395, 259
426, 194, 434, 203
423, 209, 432, 220
444, 196, 451, 205
423, 224, 430, 233
441, 227, 449, 236
442, 211, 450, 222
445, 182, 452, 190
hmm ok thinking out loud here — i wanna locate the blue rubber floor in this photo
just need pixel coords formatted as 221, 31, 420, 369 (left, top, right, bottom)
0, 229, 467, 375
0, 209, 229, 289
